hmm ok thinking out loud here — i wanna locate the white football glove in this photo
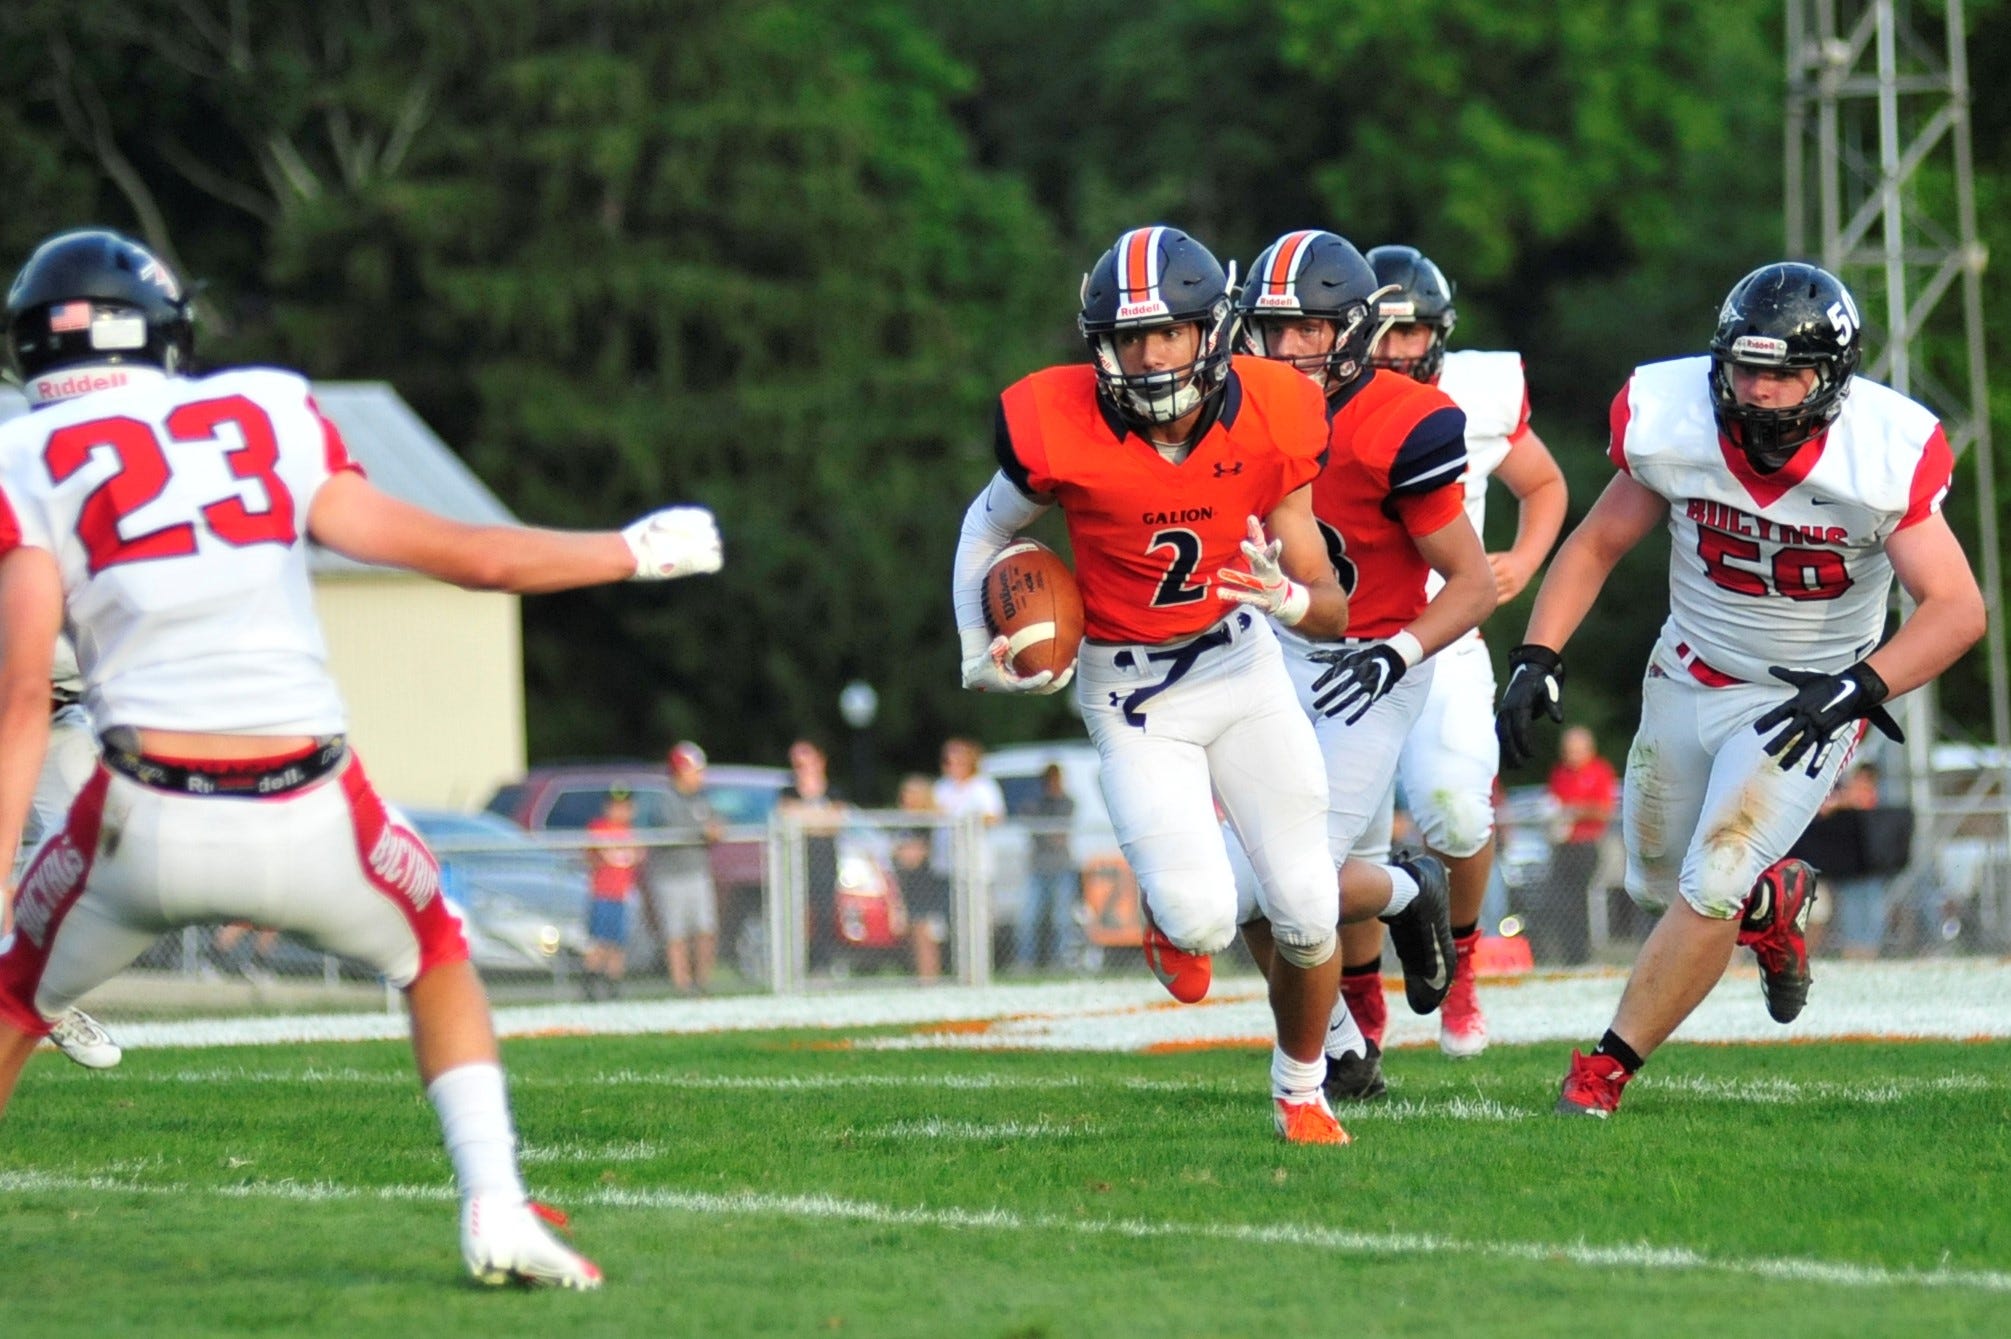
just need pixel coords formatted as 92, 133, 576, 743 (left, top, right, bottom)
623, 506, 723, 580
958, 627, 1075, 695
1213, 515, 1310, 626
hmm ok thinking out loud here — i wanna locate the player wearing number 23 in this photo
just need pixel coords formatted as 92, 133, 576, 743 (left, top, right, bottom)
1494, 261, 1985, 1119
0, 228, 725, 1285
951, 225, 1359, 1145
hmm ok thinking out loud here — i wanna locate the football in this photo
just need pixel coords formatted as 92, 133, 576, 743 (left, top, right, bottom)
982, 540, 1085, 680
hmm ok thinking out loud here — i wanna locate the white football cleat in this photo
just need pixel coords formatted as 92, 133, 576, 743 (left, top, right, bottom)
49, 1009, 122, 1070
462, 1195, 604, 1290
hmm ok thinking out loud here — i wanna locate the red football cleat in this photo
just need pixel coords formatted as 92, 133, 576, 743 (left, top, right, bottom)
1438, 931, 1488, 1058
1738, 858, 1816, 1024
1555, 1048, 1632, 1118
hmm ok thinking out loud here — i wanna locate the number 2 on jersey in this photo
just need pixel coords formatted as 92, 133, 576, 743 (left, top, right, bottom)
44, 394, 297, 574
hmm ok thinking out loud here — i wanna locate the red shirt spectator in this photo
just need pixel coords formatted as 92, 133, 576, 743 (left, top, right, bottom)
1548, 726, 1618, 844
586, 792, 642, 902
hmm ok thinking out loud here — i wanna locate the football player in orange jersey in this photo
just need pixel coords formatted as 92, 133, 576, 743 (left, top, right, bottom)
1232, 230, 1498, 1103
951, 225, 1358, 1145
1368, 243, 1568, 1060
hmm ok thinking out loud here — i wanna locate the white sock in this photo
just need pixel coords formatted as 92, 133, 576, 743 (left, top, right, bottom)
1270, 1045, 1326, 1102
427, 1062, 527, 1201
1323, 1000, 1367, 1062
1379, 864, 1420, 918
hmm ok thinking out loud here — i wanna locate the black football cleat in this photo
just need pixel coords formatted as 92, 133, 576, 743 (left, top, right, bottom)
1382, 851, 1456, 1014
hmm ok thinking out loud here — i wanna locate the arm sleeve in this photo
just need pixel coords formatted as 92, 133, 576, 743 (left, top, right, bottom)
951, 471, 1052, 649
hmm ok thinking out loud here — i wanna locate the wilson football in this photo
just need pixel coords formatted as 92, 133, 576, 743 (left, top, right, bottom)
982, 540, 1084, 680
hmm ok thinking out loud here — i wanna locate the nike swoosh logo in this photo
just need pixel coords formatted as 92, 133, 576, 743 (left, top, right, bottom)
1808, 496, 1837, 506
1426, 958, 1449, 991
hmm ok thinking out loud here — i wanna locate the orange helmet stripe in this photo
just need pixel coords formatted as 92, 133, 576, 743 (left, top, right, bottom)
1262, 230, 1321, 299
1119, 226, 1165, 304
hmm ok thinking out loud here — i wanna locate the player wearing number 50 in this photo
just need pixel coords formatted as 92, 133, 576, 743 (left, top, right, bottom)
0, 228, 724, 1286
951, 225, 1357, 1145
1493, 262, 1985, 1118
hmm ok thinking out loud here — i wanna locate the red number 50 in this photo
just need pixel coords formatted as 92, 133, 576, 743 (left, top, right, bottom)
1697, 529, 1851, 602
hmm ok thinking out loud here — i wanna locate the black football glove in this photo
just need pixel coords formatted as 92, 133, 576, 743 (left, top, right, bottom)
1495, 644, 1565, 768
1752, 662, 1904, 774
1309, 643, 1408, 724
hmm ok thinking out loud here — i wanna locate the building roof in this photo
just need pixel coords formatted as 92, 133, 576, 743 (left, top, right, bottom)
0, 377, 517, 574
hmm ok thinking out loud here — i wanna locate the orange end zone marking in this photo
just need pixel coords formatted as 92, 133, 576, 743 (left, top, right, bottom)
1142, 1038, 1270, 1054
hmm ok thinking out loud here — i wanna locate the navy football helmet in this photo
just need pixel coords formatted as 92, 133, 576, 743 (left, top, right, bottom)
1709, 262, 1862, 470
1235, 230, 1385, 395
1365, 245, 1457, 382
6, 229, 193, 388
1079, 226, 1238, 427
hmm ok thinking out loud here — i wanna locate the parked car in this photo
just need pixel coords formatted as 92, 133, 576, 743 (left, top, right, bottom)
483, 762, 908, 979
987, 741, 1142, 961
401, 806, 592, 978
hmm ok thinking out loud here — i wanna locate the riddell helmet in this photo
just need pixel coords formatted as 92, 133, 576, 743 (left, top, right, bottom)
1710, 261, 1862, 470
1365, 244, 1457, 382
1235, 230, 1386, 396
1078, 226, 1239, 427
6, 229, 194, 391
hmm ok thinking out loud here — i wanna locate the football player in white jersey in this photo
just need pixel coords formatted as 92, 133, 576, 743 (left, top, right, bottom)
1494, 262, 1985, 1118
0, 228, 726, 1285
1361, 245, 1568, 1060
3, 635, 122, 1069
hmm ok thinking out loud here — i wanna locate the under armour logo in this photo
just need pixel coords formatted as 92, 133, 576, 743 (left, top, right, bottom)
1212, 462, 1244, 477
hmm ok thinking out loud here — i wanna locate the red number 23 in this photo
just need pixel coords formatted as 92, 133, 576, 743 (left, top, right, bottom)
43, 394, 297, 574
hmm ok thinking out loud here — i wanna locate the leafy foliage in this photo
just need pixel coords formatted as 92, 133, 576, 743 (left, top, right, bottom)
0, 1, 2003, 780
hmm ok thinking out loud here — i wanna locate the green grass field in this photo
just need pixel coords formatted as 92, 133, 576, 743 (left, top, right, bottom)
4, 1030, 2008, 1337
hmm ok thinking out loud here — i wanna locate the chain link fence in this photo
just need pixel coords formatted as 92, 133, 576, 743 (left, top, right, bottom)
34, 757, 2011, 1025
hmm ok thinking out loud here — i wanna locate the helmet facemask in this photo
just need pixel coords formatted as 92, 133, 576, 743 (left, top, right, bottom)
1080, 246, 1240, 428
1368, 310, 1454, 382
1240, 297, 1381, 396
1707, 261, 1863, 472
1363, 245, 1457, 382
1710, 355, 1852, 471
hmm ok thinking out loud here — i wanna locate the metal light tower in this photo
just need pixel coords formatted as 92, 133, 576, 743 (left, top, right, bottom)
1785, 0, 2011, 852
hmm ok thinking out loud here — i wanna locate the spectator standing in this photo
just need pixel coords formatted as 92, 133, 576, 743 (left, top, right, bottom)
778, 738, 846, 971
1016, 763, 1081, 972
1798, 762, 1909, 960
1540, 725, 1617, 965
648, 741, 720, 994
932, 738, 1006, 966
582, 787, 642, 999
891, 773, 950, 981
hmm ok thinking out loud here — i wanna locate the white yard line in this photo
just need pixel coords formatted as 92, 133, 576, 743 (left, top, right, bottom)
98, 959, 2011, 1053
3, 1168, 2006, 1294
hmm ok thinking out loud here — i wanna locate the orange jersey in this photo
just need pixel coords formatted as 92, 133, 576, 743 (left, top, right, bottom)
1312, 369, 1468, 638
996, 356, 1328, 644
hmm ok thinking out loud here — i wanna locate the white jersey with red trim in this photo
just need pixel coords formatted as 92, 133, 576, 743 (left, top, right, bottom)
1613, 355, 1952, 684
0, 367, 357, 734
1423, 350, 1530, 625
1434, 349, 1527, 537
